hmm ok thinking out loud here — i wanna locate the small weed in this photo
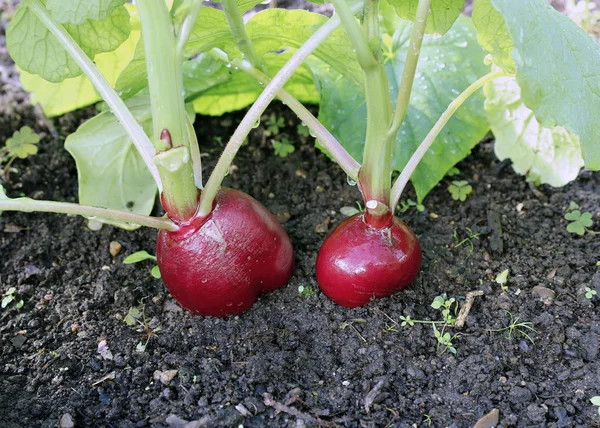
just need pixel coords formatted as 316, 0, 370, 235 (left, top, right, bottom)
1, 126, 39, 178
124, 305, 162, 352
446, 167, 460, 177
432, 324, 459, 355
490, 311, 536, 344
431, 295, 457, 325
265, 113, 285, 136
297, 284, 315, 298
340, 202, 364, 217
1, 287, 23, 309
495, 269, 509, 291
453, 227, 481, 256
398, 198, 425, 213
565, 210, 597, 236
123, 250, 161, 278
448, 180, 472, 201
585, 287, 597, 299
297, 123, 310, 137
272, 137, 295, 157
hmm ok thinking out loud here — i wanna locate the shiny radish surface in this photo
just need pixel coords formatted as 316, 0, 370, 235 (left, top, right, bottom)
157, 188, 294, 317
316, 213, 421, 308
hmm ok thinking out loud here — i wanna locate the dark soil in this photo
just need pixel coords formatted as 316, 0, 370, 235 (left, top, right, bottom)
2, 3, 600, 428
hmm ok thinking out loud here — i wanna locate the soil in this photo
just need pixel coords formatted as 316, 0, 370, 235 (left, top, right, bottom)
1, 2, 600, 428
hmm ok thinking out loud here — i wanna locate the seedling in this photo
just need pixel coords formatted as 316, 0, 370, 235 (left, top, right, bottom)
340, 202, 364, 217
123, 250, 161, 279
265, 113, 285, 136
591, 396, 600, 416
1, 126, 39, 177
446, 167, 460, 177
432, 324, 459, 355
297, 284, 315, 298
1, 287, 23, 309
565, 210, 597, 236
272, 137, 295, 157
495, 269, 509, 291
448, 180, 473, 202
398, 199, 425, 213
585, 287, 597, 300
490, 311, 536, 344
453, 227, 481, 256
123, 305, 162, 353
297, 123, 311, 137
431, 295, 457, 325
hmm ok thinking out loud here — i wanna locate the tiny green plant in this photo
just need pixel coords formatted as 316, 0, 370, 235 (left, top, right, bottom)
431, 295, 457, 325
297, 284, 315, 298
123, 305, 162, 353
297, 123, 311, 137
495, 269, 509, 291
265, 113, 285, 136
432, 323, 459, 355
340, 202, 364, 217
448, 180, 473, 201
453, 227, 481, 256
1, 287, 23, 309
398, 198, 425, 213
490, 311, 536, 344
585, 287, 597, 299
1, 126, 39, 177
446, 167, 460, 177
123, 250, 161, 279
591, 396, 600, 416
565, 210, 597, 236
272, 137, 295, 157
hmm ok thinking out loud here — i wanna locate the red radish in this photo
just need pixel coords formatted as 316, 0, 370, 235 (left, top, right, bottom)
315, 213, 421, 308
157, 188, 294, 317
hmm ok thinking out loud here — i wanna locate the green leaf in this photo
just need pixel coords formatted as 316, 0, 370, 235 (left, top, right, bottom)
46, 0, 127, 25
490, 0, 600, 170
316, 16, 489, 202
7, 3, 131, 83
6, 126, 40, 159
123, 250, 157, 264
486, 75, 586, 187
18, 4, 140, 117
151, 265, 161, 279
272, 139, 295, 157
564, 210, 582, 222
567, 221, 585, 236
591, 396, 600, 406
431, 295, 445, 309
448, 180, 472, 201
64, 95, 156, 230
495, 269, 509, 285
387, 0, 464, 36
472, 0, 515, 73
212, 0, 266, 14
580, 212, 594, 228
1, 296, 13, 309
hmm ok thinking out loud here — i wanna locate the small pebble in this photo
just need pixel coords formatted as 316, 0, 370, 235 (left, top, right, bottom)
59, 413, 75, 428
154, 369, 178, 385
109, 241, 122, 257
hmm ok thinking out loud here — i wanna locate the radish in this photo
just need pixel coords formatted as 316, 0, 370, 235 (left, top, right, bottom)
157, 188, 294, 316
316, 213, 421, 308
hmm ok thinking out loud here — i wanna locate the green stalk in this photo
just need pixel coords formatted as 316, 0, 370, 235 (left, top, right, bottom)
137, 0, 198, 222
0, 198, 177, 231
221, 0, 262, 70
197, 2, 363, 217
389, 70, 509, 211
208, 49, 360, 179
332, 0, 393, 211
387, 0, 431, 138
24, 0, 161, 189
176, 0, 203, 56
584, 0, 591, 34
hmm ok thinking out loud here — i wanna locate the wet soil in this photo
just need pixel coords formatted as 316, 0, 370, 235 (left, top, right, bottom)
1, 2, 600, 428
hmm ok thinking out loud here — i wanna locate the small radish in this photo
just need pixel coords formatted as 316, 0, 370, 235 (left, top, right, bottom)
316, 211, 421, 308
157, 188, 294, 317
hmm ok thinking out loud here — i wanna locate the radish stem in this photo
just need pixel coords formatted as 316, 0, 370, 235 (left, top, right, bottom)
24, 0, 162, 190
0, 198, 178, 231
208, 48, 361, 180
389, 70, 509, 211
221, 0, 262, 70
176, 0, 203, 56
197, 1, 363, 218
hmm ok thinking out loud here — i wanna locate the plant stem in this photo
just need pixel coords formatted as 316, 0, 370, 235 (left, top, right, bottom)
25, 0, 161, 190
209, 48, 360, 179
387, 0, 431, 138
221, 0, 262, 70
0, 198, 177, 231
584, 0, 591, 33
389, 70, 509, 211
197, 2, 363, 217
137, 0, 199, 222
186, 114, 203, 188
333, 0, 393, 216
176, 0, 203, 56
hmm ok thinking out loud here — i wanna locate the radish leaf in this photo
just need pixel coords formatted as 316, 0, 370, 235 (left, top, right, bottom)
64, 95, 156, 230
387, 0, 464, 36
472, 0, 515, 73
46, 0, 127, 25
316, 16, 488, 202
484, 74, 584, 187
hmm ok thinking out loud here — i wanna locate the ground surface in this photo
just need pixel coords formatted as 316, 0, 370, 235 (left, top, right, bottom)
1, 2, 600, 428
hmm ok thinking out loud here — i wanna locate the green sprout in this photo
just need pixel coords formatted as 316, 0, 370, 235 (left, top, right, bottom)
591, 396, 600, 416
124, 305, 162, 353
495, 269, 509, 291
297, 123, 311, 137
448, 180, 472, 201
565, 210, 596, 236
432, 324, 459, 355
1, 287, 23, 309
265, 113, 285, 136
340, 202, 364, 217
123, 250, 161, 278
399, 198, 425, 213
272, 137, 295, 157
585, 287, 597, 299
490, 311, 536, 344
446, 167, 460, 177
1, 126, 40, 177
297, 284, 315, 298
431, 295, 457, 325
453, 227, 481, 256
